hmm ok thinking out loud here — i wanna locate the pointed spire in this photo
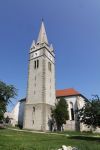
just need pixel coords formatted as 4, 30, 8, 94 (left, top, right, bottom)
37, 20, 48, 44
50, 44, 54, 52
30, 40, 35, 49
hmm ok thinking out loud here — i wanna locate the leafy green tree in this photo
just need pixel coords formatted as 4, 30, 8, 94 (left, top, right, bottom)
0, 100, 6, 120
52, 98, 69, 131
0, 81, 17, 120
78, 95, 100, 130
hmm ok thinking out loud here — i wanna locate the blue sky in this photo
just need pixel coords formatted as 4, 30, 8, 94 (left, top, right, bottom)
0, 0, 100, 111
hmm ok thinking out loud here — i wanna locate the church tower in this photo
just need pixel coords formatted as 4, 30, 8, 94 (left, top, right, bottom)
24, 21, 56, 131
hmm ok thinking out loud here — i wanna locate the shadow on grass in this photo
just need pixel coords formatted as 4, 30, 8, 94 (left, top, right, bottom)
68, 135, 100, 142
0, 128, 5, 130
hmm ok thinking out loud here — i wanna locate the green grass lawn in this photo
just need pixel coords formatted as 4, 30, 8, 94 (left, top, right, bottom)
0, 129, 100, 150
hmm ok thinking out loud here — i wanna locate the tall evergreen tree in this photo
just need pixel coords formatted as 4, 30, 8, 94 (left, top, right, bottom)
52, 98, 69, 131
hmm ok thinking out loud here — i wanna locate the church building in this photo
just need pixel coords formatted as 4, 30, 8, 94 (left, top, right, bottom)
6, 21, 98, 132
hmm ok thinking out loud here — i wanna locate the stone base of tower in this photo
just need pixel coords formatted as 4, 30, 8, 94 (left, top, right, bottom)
23, 103, 54, 131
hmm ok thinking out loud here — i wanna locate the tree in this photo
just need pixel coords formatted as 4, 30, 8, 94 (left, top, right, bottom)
52, 98, 69, 131
78, 95, 100, 130
0, 81, 17, 120
5, 116, 10, 124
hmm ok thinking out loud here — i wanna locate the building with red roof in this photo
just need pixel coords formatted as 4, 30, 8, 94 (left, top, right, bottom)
7, 88, 87, 131
55, 88, 87, 131
56, 88, 80, 97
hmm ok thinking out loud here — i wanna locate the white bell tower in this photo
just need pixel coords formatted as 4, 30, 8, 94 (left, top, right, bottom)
24, 21, 56, 131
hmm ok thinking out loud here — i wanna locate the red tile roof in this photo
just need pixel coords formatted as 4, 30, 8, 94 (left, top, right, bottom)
56, 88, 80, 97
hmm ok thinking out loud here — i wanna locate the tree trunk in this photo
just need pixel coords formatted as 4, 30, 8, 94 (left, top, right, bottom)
57, 124, 61, 131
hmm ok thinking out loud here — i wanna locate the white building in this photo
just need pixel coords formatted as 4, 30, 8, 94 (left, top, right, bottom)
4, 102, 20, 126
56, 88, 86, 131
4, 98, 25, 127
6, 88, 87, 131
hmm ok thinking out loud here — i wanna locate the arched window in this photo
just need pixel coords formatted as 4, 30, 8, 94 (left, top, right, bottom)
70, 102, 74, 120
34, 60, 39, 69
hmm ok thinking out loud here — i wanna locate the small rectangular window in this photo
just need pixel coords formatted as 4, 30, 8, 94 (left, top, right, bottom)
35, 76, 36, 80
48, 62, 52, 71
34, 61, 36, 69
33, 120, 34, 124
37, 60, 39, 68
33, 107, 35, 112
